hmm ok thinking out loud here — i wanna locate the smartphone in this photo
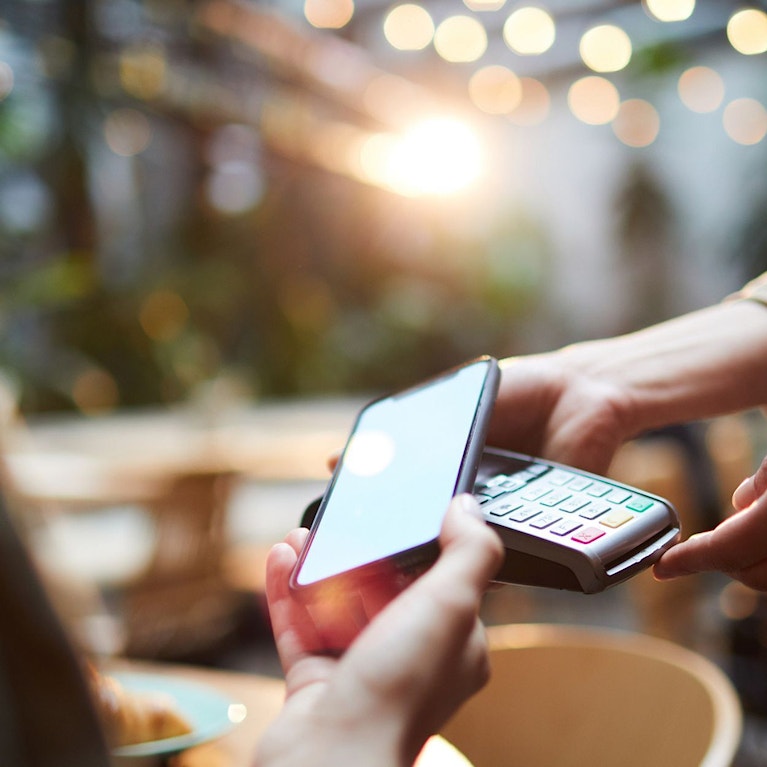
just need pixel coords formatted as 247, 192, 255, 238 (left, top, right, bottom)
290, 356, 500, 599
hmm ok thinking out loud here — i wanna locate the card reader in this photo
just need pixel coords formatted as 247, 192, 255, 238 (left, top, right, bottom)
300, 446, 681, 594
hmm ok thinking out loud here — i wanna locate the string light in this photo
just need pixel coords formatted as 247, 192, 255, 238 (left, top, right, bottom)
612, 99, 660, 147
304, 0, 354, 30
723, 98, 767, 145
677, 66, 724, 113
727, 8, 767, 55
568, 76, 620, 125
579, 24, 632, 73
643, 0, 695, 23
434, 16, 487, 63
383, 4, 434, 51
468, 65, 522, 115
503, 7, 556, 56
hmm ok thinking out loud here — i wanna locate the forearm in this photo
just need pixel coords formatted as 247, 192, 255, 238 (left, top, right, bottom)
564, 297, 767, 437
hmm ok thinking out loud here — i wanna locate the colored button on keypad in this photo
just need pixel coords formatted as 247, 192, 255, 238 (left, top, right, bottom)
600, 509, 634, 529
626, 497, 654, 513
572, 527, 606, 544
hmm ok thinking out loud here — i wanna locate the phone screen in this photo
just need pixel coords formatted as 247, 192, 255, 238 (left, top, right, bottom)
293, 358, 497, 589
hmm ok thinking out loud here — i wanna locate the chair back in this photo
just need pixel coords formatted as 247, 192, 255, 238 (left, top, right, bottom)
441, 623, 742, 767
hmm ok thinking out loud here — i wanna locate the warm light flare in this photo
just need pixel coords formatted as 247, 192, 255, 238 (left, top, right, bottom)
360, 119, 483, 197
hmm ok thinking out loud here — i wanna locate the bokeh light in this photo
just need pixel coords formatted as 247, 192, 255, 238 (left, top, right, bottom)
568, 76, 620, 125
723, 98, 767, 145
677, 66, 725, 113
0, 61, 14, 101
727, 8, 767, 55
103, 108, 152, 157
508, 77, 550, 126
643, 0, 695, 22
119, 44, 166, 100
139, 290, 190, 342
383, 4, 434, 51
612, 99, 660, 147
206, 165, 265, 215
579, 24, 632, 73
304, 0, 355, 29
463, 0, 506, 11
503, 7, 556, 55
72, 368, 119, 415
434, 15, 487, 62
468, 65, 522, 115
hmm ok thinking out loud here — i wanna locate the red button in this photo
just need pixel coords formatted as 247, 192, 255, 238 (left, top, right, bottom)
572, 527, 606, 544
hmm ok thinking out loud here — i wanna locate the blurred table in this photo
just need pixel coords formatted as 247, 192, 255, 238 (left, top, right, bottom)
108, 660, 473, 767
4, 397, 364, 503
2, 398, 363, 659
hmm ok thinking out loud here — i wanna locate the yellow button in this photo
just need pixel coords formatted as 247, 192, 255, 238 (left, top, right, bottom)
600, 509, 634, 528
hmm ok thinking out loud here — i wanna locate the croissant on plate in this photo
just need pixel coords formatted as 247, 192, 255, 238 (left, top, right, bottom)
89, 666, 193, 747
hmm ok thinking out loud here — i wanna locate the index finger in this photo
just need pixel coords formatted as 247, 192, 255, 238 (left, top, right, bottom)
342, 494, 503, 681
655, 493, 767, 578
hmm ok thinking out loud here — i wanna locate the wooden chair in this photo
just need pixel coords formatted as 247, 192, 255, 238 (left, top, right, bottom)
441, 623, 742, 767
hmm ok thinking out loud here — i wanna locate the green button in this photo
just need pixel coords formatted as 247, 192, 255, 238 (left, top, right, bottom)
626, 497, 653, 513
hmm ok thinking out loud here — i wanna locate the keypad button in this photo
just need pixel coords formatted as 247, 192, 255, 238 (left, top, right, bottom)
600, 509, 634, 529
550, 519, 582, 536
540, 490, 572, 507
572, 527, 606, 544
568, 477, 593, 492
546, 469, 573, 486
606, 489, 632, 504
626, 497, 654, 513
529, 512, 561, 529
500, 478, 527, 493
487, 500, 524, 517
508, 506, 541, 523
521, 486, 551, 502
579, 503, 611, 520
587, 482, 612, 498
478, 486, 509, 500
558, 497, 590, 513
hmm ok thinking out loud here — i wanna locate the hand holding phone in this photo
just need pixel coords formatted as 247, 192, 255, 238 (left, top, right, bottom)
290, 357, 500, 600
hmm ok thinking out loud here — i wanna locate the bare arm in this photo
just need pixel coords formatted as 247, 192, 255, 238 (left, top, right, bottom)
489, 294, 767, 475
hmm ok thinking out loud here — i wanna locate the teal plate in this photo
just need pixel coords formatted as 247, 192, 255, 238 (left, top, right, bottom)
110, 673, 246, 758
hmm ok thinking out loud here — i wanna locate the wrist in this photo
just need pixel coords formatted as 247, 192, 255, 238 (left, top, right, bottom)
560, 298, 767, 434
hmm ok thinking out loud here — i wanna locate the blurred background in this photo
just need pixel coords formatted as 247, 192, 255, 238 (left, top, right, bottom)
2, 0, 767, 761
2, 0, 766, 413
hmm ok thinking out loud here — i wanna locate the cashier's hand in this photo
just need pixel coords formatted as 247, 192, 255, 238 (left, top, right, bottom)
255, 494, 503, 767
654, 455, 767, 590
487, 354, 632, 476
